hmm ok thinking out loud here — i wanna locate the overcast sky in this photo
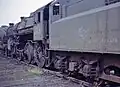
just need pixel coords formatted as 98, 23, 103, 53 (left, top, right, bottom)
0, 0, 52, 26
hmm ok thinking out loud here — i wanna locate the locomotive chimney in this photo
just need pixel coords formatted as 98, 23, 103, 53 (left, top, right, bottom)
20, 16, 25, 21
9, 23, 14, 27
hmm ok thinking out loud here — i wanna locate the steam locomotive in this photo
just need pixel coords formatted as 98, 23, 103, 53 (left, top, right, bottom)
2, 0, 120, 86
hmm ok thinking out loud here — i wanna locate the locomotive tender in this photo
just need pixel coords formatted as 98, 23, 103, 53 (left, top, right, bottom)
2, 0, 120, 86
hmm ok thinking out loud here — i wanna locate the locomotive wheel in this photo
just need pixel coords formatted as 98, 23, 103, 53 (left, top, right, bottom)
23, 42, 33, 64
23, 53, 32, 64
17, 52, 22, 61
35, 50, 45, 68
30, 57, 36, 64
37, 56, 45, 68
44, 57, 51, 68
16, 50, 23, 61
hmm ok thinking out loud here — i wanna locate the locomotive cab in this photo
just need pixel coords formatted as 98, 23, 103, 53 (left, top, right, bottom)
32, 3, 51, 67
33, 3, 50, 41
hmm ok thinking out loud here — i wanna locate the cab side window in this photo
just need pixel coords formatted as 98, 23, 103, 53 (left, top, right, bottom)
38, 12, 41, 22
53, 2, 60, 15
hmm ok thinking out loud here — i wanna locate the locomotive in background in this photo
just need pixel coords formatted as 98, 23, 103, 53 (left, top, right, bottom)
1, 0, 120, 86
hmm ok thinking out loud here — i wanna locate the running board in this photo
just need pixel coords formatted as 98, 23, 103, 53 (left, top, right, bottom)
100, 73, 120, 84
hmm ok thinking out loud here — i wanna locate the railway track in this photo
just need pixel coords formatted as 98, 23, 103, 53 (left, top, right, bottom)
3, 55, 92, 87
20, 60, 92, 87
2, 56, 120, 87
0, 55, 81, 87
16, 58, 120, 87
